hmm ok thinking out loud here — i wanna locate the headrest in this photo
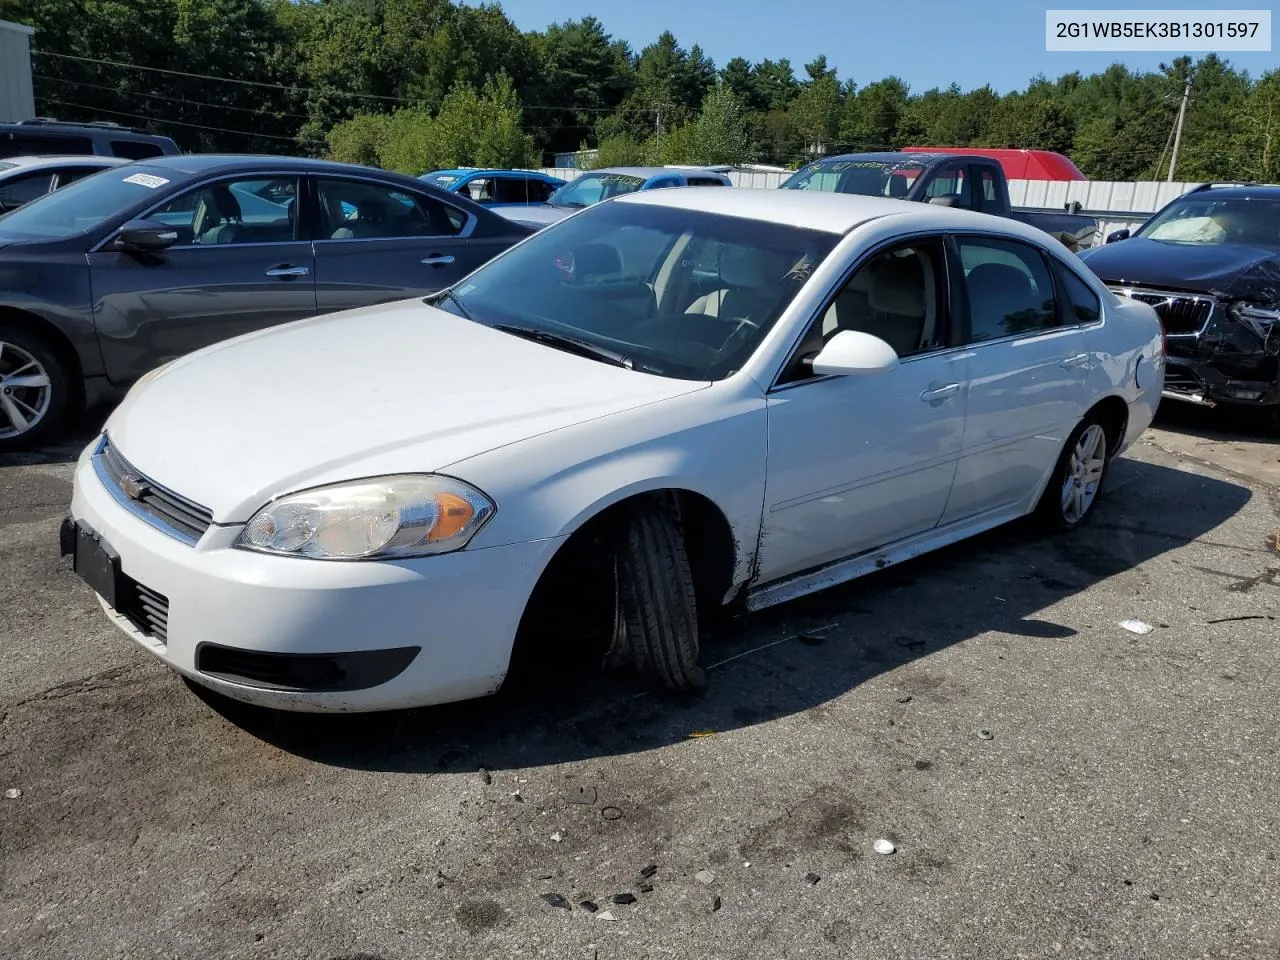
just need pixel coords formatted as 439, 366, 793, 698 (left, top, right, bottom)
211, 184, 242, 221
966, 262, 1032, 299
357, 198, 387, 221
888, 176, 909, 198
868, 253, 926, 316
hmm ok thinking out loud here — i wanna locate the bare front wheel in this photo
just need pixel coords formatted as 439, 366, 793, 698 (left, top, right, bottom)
0, 326, 70, 452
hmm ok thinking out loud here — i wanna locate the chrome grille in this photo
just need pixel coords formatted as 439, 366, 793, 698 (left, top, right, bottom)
94, 436, 213, 544
1110, 286, 1216, 336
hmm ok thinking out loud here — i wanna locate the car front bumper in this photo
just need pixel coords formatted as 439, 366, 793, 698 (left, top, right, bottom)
1162, 356, 1280, 409
66, 440, 564, 712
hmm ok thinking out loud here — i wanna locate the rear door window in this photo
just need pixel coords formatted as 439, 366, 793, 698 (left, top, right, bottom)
495, 178, 529, 204
956, 236, 1060, 341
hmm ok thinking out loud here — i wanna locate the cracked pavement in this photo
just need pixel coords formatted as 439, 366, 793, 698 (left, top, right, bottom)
2, 403, 1279, 959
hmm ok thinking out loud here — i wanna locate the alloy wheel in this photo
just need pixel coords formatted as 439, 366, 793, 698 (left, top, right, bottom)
1060, 423, 1106, 524
0, 341, 53, 440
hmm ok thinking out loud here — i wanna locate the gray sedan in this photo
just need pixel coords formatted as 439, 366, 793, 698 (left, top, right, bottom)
0, 154, 534, 450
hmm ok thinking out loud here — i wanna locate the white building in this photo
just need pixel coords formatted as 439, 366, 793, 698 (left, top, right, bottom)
0, 19, 35, 123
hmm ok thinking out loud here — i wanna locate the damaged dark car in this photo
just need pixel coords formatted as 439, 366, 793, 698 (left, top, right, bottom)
1080, 183, 1280, 422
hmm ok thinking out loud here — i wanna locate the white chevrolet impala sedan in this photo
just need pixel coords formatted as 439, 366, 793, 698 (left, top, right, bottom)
63, 188, 1165, 712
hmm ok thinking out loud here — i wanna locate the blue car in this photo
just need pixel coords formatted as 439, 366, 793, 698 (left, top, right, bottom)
420, 168, 566, 208
493, 166, 735, 229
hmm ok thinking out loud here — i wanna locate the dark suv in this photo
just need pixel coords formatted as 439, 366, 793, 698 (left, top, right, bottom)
0, 119, 180, 161
1080, 183, 1280, 422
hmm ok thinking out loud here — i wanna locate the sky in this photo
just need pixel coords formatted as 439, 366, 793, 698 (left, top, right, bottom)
469, 0, 1280, 94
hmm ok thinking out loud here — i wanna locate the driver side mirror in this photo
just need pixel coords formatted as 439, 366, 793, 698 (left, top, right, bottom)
1105, 228, 1131, 244
927, 196, 957, 207
113, 218, 179, 252
810, 330, 900, 377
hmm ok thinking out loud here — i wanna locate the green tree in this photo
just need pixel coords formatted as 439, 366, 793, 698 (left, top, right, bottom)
692, 81, 753, 164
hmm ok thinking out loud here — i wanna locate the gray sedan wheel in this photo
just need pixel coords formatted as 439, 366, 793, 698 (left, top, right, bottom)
0, 326, 71, 451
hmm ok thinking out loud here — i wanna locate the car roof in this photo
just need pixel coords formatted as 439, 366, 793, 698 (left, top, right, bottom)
1182, 184, 1280, 201
614, 185, 1056, 240
804, 151, 947, 167
428, 168, 559, 179
586, 166, 728, 180
0, 155, 129, 170
131, 154, 428, 179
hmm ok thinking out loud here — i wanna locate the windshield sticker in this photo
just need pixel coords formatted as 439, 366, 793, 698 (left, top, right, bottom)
122, 173, 170, 189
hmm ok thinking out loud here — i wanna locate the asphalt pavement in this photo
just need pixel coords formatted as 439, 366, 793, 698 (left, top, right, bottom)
2, 402, 1279, 960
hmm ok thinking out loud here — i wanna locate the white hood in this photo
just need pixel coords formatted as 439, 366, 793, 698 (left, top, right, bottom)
106, 300, 707, 522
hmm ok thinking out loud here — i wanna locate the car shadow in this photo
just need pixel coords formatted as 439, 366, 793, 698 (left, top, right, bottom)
1153, 398, 1276, 443
195, 452, 1255, 775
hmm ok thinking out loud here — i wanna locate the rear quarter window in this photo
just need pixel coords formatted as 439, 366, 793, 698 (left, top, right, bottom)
111, 140, 166, 160
1055, 263, 1102, 324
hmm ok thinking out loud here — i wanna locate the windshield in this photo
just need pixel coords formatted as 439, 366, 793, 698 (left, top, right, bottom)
437, 201, 837, 380
548, 172, 647, 209
1138, 196, 1280, 247
781, 158, 925, 199
0, 166, 179, 240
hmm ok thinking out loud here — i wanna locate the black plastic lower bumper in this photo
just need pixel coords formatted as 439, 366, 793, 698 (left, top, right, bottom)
194, 642, 421, 693
1163, 357, 1280, 408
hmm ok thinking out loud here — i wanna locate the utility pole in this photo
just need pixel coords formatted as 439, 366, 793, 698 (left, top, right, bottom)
1167, 80, 1191, 182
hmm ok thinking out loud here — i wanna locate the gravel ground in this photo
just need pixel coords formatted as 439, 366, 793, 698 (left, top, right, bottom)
2, 403, 1279, 960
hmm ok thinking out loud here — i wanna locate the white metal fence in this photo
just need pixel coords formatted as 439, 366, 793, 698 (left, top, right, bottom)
534, 167, 1223, 245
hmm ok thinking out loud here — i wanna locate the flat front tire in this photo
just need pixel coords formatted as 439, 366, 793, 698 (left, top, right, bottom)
1038, 414, 1111, 531
615, 499, 707, 692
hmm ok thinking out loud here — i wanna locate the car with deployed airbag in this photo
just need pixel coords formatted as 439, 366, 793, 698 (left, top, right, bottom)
1080, 182, 1280, 423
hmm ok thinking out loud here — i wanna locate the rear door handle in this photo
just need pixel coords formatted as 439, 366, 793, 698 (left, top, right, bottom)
266, 265, 309, 278
1060, 352, 1090, 369
920, 383, 960, 403
421, 255, 456, 266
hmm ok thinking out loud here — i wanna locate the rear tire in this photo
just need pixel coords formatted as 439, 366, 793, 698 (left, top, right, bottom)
0, 324, 73, 453
614, 499, 707, 692
1036, 413, 1111, 532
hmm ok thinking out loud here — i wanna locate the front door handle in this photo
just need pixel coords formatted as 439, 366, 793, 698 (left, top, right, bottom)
266, 264, 309, 278
920, 383, 960, 403
421, 255, 456, 266
1060, 352, 1090, 369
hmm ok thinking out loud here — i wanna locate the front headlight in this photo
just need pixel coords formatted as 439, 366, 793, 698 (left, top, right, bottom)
235, 475, 496, 560
1230, 302, 1280, 342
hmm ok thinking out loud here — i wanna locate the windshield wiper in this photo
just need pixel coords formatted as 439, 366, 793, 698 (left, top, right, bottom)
431, 288, 475, 321
492, 324, 633, 369
554, 201, 586, 209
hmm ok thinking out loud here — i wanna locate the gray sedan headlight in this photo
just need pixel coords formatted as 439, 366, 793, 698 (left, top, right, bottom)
236, 475, 495, 560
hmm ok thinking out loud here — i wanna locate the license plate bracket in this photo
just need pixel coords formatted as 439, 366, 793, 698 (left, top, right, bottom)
63, 518, 123, 610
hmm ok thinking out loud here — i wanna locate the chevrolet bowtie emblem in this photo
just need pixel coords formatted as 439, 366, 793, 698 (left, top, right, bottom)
119, 473, 147, 501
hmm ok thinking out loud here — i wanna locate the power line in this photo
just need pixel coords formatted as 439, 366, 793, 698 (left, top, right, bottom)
33, 50, 625, 113
34, 73, 314, 120
38, 97, 325, 145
